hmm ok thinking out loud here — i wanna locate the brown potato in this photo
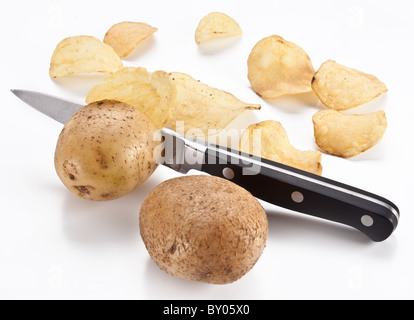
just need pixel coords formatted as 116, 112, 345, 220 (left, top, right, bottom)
248, 35, 315, 99
312, 60, 388, 111
240, 120, 322, 175
312, 110, 387, 158
55, 100, 159, 201
104, 22, 157, 58
139, 175, 268, 284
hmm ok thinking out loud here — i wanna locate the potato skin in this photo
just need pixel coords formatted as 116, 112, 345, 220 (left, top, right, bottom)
139, 175, 268, 284
55, 100, 158, 201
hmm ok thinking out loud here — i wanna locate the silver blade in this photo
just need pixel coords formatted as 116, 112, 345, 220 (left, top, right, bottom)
158, 127, 206, 174
11, 89, 83, 124
11, 89, 207, 174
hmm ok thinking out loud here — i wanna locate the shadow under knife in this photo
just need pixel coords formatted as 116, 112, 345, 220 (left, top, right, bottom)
265, 208, 372, 245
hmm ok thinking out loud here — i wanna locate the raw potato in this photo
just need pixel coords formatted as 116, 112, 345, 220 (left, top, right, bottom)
195, 12, 242, 44
312, 110, 387, 158
139, 175, 268, 284
248, 35, 315, 99
55, 100, 159, 201
104, 22, 157, 58
86, 67, 175, 128
240, 121, 322, 175
166, 72, 261, 137
312, 60, 388, 111
49, 36, 123, 78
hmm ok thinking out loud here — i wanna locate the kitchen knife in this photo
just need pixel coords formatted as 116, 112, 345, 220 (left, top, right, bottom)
11, 89, 399, 242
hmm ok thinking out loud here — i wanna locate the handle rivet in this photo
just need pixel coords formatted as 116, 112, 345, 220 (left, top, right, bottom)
361, 215, 374, 227
291, 191, 304, 203
222, 167, 235, 180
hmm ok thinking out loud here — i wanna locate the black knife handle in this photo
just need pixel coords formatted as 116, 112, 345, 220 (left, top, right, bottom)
201, 145, 399, 242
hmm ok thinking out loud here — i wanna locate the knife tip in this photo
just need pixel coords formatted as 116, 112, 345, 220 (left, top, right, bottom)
10, 89, 24, 98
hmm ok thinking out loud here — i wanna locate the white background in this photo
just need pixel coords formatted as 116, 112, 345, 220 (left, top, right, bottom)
1, 0, 413, 300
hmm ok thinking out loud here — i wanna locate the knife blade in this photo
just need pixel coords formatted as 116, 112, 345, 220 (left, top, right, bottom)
11, 89, 83, 124
11, 89, 400, 242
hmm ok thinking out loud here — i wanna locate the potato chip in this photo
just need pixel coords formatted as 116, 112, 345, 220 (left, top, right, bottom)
49, 36, 123, 78
247, 35, 315, 99
166, 72, 261, 137
104, 22, 158, 58
195, 12, 242, 44
86, 67, 175, 128
239, 120, 322, 175
312, 110, 387, 158
311, 60, 388, 111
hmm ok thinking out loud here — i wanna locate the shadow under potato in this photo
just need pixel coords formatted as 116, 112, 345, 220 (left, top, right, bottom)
122, 36, 157, 62
263, 91, 321, 113
197, 36, 242, 55
61, 175, 162, 244
61, 173, 372, 245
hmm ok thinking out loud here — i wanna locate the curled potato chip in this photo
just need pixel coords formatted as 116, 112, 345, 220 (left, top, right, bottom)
49, 36, 123, 78
86, 67, 175, 128
312, 110, 387, 158
240, 121, 322, 175
248, 35, 315, 99
195, 12, 242, 44
166, 72, 261, 137
312, 60, 388, 111
104, 22, 157, 58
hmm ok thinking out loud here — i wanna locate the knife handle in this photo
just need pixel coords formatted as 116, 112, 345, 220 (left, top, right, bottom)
201, 146, 399, 242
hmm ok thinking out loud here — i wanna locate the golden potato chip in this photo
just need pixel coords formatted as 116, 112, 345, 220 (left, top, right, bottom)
49, 36, 123, 78
195, 12, 242, 44
312, 110, 387, 158
240, 120, 322, 175
166, 72, 261, 137
86, 67, 175, 128
104, 22, 158, 58
311, 60, 388, 111
247, 35, 315, 99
